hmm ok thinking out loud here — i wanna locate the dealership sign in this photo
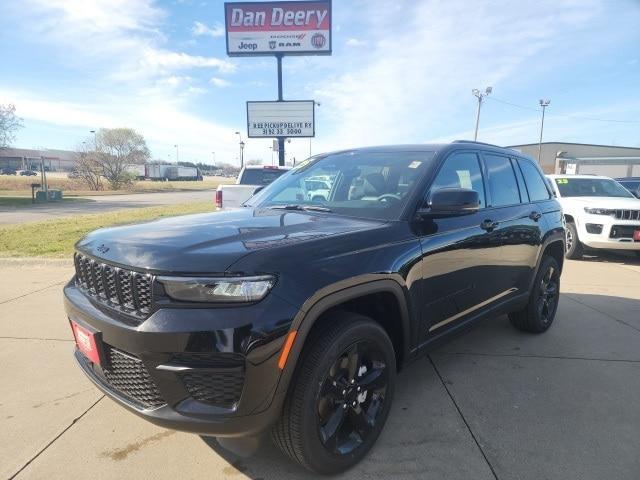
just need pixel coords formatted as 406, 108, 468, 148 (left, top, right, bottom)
247, 101, 314, 137
225, 1, 331, 56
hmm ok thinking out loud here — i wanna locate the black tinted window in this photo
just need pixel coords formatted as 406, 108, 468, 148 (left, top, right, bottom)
518, 159, 550, 201
484, 154, 520, 206
240, 168, 287, 185
430, 152, 485, 208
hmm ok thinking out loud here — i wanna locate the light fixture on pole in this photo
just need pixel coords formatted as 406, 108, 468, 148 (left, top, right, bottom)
310, 101, 321, 157
472, 87, 492, 141
537, 99, 551, 165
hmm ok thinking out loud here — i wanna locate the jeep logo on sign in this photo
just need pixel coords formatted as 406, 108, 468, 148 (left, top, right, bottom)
238, 41, 258, 50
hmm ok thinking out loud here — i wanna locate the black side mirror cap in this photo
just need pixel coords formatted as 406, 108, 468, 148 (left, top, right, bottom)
418, 188, 480, 218
253, 186, 265, 195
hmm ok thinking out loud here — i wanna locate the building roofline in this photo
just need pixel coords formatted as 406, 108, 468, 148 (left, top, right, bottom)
507, 141, 640, 150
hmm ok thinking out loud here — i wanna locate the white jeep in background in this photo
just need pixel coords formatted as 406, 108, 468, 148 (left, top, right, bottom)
547, 174, 640, 259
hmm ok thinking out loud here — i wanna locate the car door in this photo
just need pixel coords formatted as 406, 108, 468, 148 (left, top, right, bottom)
417, 150, 504, 344
480, 153, 542, 295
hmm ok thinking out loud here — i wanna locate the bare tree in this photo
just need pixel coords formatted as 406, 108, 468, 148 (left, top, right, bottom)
74, 144, 103, 191
0, 104, 24, 148
94, 128, 150, 190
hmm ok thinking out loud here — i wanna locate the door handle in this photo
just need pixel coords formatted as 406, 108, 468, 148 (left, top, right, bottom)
480, 219, 499, 231
529, 211, 542, 221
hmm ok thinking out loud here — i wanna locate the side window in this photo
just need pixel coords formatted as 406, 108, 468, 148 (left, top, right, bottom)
483, 154, 521, 206
518, 159, 551, 201
429, 152, 486, 208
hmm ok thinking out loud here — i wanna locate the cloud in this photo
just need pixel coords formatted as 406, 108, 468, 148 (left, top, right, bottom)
210, 77, 231, 88
192, 21, 225, 38
345, 38, 366, 47
141, 49, 235, 73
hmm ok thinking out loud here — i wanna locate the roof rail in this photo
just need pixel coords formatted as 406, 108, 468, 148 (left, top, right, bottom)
452, 140, 503, 148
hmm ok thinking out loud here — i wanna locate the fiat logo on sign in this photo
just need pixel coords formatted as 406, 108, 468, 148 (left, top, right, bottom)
311, 33, 326, 49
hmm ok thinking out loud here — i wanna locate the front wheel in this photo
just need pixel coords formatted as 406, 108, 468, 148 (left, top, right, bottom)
509, 256, 561, 333
565, 222, 583, 259
272, 312, 396, 475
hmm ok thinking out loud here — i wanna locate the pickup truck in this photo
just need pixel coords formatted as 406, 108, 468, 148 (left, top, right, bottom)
215, 165, 290, 210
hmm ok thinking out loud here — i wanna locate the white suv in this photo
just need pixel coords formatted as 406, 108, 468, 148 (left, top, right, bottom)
547, 174, 640, 259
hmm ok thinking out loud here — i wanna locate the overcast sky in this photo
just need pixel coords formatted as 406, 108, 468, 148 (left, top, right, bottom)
1, 0, 639, 166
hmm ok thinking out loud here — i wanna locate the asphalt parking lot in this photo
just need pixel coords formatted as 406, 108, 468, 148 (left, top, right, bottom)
1, 253, 639, 480
0, 190, 215, 225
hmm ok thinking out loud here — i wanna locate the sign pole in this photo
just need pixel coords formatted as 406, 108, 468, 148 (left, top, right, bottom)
276, 53, 285, 167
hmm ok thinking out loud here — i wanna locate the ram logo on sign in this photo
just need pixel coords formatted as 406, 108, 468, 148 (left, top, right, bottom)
225, 1, 331, 56
247, 101, 315, 138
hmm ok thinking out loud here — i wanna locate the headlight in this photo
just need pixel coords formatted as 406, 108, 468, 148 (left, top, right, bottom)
584, 207, 615, 216
157, 275, 275, 303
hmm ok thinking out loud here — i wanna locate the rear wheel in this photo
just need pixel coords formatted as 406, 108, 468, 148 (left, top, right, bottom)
509, 256, 561, 333
272, 312, 396, 475
564, 222, 583, 259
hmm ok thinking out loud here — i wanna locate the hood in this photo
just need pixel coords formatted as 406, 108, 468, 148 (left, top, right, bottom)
76, 208, 384, 274
560, 196, 640, 209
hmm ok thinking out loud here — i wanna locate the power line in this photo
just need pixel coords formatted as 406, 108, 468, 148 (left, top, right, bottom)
487, 96, 640, 124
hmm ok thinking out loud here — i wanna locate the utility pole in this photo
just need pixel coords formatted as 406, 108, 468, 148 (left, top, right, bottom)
538, 99, 551, 165
472, 87, 492, 141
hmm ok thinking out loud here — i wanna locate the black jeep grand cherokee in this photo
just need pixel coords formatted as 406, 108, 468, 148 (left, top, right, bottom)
64, 141, 564, 474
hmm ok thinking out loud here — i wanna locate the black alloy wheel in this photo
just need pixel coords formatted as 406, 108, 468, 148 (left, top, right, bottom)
536, 262, 560, 327
272, 313, 396, 475
316, 340, 389, 456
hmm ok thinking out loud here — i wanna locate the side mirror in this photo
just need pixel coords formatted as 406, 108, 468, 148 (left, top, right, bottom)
253, 186, 265, 195
418, 188, 480, 217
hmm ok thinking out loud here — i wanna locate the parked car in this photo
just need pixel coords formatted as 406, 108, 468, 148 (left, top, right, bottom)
64, 141, 564, 474
615, 177, 640, 198
215, 165, 290, 209
19, 170, 38, 176
547, 174, 640, 259
1, 167, 17, 175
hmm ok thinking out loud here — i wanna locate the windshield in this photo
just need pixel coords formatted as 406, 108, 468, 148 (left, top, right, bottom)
246, 151, 435, 220
239, 168, 288, 185
554, 177, 634, 198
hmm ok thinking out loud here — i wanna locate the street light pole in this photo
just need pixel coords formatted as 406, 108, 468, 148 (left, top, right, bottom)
211, 151, 216, 165
472, 87, 492, 141
234, 131, 244, 169
174, 144, 179, 163
538, 99, 551, 165
89, 130, 97, 150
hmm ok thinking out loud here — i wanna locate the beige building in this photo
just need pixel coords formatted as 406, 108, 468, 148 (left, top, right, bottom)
508, 142, 640, 177
0, 147, 79, 171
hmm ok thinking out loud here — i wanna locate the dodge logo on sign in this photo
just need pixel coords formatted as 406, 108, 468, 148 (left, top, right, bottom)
225, 1, 332, 56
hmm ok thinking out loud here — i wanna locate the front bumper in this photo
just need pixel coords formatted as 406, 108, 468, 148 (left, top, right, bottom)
64, 281, 299, 437
576, 215, 640, 250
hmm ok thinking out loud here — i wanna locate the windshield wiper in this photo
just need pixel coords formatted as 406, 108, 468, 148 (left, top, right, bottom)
268, 204, 332, 212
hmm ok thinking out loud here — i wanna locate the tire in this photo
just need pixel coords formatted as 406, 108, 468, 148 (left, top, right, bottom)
509, 256, 561, 333
272, 312, 396, 475
564, 222, 583, 260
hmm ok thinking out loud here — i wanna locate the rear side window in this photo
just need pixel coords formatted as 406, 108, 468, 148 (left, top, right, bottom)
483, 154, 520, 206
240, 168, 287, 185
518, 159, 551, 201
429, 152, 486, 208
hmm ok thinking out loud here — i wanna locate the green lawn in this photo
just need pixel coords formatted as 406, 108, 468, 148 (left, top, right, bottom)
0, 201, 215, 258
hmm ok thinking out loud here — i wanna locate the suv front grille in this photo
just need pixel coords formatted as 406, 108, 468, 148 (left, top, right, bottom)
101, 347, 165, 409
74, 253, 153, 318
614, 209, 640, 221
